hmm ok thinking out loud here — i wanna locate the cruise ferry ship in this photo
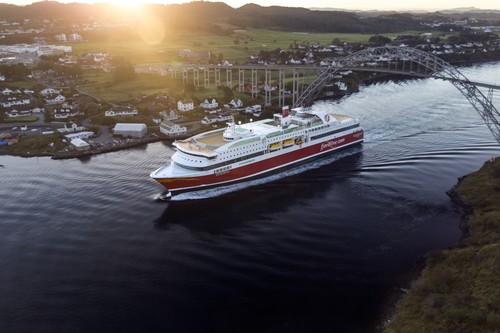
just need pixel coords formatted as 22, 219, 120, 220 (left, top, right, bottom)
150, 106, 363, 199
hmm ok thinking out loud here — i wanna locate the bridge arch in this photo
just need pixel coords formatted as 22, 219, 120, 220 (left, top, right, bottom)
294, 46, 500, 144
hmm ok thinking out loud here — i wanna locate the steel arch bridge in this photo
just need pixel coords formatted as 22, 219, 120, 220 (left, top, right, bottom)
294, 46, 500, 144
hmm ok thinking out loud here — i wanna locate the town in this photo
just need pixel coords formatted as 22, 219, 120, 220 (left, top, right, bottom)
1, 2, 499, 158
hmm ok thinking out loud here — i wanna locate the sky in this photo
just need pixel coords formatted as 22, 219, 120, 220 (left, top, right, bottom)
2, 0, 500, 11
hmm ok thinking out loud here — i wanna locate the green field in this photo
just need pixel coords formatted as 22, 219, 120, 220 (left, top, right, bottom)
81, 73, 172, 102
1, 115, 39, 123
71, 29, 381, 65
70, 28, 457, 65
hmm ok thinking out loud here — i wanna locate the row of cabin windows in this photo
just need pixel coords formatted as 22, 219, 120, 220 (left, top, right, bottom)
310, 124, 360, 141
180, 131, 307, 165
176, 151, 265, 171
220, 143, 263, 160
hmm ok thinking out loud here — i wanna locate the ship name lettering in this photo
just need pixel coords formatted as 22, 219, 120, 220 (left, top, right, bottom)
320, 140, 337, 151
320, 137, 346, 151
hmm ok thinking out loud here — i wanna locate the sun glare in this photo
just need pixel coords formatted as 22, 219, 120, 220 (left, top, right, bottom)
105, 0, 142, 9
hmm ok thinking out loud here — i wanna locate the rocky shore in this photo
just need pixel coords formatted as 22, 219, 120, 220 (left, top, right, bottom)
382, 157, 500, 332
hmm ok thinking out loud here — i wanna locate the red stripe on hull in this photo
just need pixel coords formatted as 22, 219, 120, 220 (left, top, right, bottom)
154, 130, 363, 193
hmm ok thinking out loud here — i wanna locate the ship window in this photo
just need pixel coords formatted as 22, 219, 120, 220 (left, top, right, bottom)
310, 124, 359, 141
174, 151, 265, 171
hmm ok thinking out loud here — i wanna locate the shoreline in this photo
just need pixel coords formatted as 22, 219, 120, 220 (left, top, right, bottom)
0, 136, 181, 160
382, 157, 500, 332
374, 173, 477, 332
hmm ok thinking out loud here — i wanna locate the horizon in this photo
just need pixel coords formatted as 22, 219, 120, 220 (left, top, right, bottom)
1, 0, 500, 11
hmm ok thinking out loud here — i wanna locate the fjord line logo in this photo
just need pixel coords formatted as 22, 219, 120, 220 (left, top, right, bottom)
320, 137, 345, 151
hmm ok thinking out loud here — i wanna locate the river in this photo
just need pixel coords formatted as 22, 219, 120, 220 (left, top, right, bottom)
1, 62, 499, 333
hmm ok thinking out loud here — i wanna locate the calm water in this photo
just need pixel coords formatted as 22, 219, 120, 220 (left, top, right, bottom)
1, 63, 499, 333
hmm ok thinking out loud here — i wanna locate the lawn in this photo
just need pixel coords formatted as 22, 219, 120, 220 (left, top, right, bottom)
80, 73, 172, 103
1, 115, 39, 123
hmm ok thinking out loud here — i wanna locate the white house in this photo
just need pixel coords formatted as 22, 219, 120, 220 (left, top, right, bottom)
177, 99, 194, 112
105, 106, 138, 117
160, 121, 187, 136
57, 121, 85, 133
228, 98, 243, 109
45, 94, 66, 105
0, 96, 31, 108
244, 105, 261, 114
201, 114, 233, 125
4, 106, 33, 118
68, 33, 82, 42
160, 110, 179, 121
40, 88, 61, 97
1, 87, 14, 95
53, 105, 80, 119
200, 97, 218, 109
55, 34, 66, 42
64, 131, 94, 140
335, 81, 347, 91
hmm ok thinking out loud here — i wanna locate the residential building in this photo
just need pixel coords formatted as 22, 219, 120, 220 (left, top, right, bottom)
1, 95, 31, 108
228, 98, 243, 109
177, 99, 194, 112
160, 110, 179, 121
45, 94, 66, 105
105, 106, 138, 117
53, 104, 80, 120
57, 121, 85, 133
200, 97, 218, 109
160, 121, 187, 136
40, 87, 61, 97
64, 131, 94, 140
201, 114, 233, 125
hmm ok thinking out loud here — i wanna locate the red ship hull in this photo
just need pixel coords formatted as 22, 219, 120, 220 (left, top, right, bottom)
153, 129, 363, 194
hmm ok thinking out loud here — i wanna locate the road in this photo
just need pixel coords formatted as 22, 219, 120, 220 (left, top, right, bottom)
0, 115, 65, 137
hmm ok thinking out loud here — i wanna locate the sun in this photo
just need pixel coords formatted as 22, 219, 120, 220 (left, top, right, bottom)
101, 0, 145, 9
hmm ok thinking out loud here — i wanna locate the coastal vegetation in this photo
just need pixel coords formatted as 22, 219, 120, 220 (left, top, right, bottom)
0, 133, 65, 156
384, 158, 500, 333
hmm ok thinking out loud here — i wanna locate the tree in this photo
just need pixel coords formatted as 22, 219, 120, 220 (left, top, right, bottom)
368, 35, 391, 45
218, 85, 234, 103
113, 64, 135, 83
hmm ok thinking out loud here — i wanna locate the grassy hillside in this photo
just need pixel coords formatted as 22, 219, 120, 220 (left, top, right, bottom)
384, 157, 500, 332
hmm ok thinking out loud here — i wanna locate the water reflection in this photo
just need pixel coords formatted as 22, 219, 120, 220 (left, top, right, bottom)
154, 150, 363, 232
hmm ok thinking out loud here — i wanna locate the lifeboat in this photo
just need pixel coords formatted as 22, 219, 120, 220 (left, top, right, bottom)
269, 142, 282, 151
283, 138, 294, 147
294, 136, 303, 145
